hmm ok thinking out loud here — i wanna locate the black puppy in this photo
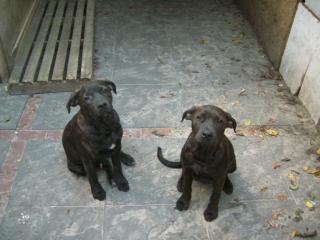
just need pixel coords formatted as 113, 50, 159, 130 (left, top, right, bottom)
62, 80, 135, 201
157, 105, 237, 221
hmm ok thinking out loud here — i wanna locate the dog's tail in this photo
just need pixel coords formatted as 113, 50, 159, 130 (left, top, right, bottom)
157, 147, 181, 168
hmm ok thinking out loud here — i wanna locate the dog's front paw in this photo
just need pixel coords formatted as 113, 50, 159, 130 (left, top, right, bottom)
176, 196, 190, 211
177, 177, 184, 193
204, 208, 218, 222
92, 186, 106, 201
120, 152, 135, 167
114, 176, 129, 192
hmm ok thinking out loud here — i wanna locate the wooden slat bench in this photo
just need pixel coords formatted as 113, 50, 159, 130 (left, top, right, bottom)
7, 0, 95, 95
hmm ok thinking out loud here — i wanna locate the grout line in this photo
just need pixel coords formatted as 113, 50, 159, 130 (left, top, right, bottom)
16, 96, 42, 130
101, 203, 105, 240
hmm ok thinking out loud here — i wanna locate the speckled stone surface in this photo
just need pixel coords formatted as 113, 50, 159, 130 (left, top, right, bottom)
31, 93, 78, 130
0, 86, 27, 130
0, 140, 10, 168
1, 0, 320, 239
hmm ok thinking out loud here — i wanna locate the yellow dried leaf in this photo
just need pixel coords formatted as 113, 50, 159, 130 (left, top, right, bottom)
317, 148, 320, 156
266, 128, 279, 136
305, 200, 315, 209
244, 119, 252, 127
291, 230, 297, 238
200, 39, 209, 45
288, 173, 297, 182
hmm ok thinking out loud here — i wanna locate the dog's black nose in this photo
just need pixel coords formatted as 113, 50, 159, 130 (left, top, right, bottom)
98, 103, 108, 109
202, 131, 213, 138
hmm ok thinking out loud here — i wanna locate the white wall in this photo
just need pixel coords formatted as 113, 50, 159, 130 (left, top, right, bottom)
306, 0, 320, 17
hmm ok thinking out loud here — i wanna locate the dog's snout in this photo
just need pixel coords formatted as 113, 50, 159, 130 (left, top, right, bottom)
98, 102, 108, 109
201, 130, 213, 139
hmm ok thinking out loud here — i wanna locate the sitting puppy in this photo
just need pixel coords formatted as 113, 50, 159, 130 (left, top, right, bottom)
62, 80, 135, 201
157, 105, 237, 221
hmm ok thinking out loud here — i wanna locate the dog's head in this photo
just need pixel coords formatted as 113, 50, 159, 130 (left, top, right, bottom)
181, 105, 236, 146
66, 80, 117, 121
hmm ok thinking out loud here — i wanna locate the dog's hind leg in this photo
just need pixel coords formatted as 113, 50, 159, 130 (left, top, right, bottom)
67, 159, 86, 176
223, 175, 233, 194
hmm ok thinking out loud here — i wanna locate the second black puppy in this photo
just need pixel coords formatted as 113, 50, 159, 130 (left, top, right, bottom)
157, 105, 237, 221
62, 80, 135, 201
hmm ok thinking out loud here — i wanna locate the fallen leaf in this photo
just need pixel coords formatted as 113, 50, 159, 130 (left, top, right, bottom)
288, 173, 297, 183
273, 163, 282, 169
160, 93, 175, 98
260, 186, 268, 192
271, 211, 283, 220
277, 194, 288, 201
266, 128, 279, 136
243, 119, 252, 127
305, 200, 315, 210
151, 130, 166, 137
291, 169, 300, 175
292, 230, 317, 238
291, 230, 298, 238
200, 39, 209, 45
238, 88, 247, 96
289, 184, 299, 191
317, 148, 320, 156
303, 166, 320, 178
281, 158, 291, 162
293, 209, 304, 222
231, 100, 240, 106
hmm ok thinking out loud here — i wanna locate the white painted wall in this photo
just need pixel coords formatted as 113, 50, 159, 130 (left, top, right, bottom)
281, 3, 320, 127
306, 0, 320, 17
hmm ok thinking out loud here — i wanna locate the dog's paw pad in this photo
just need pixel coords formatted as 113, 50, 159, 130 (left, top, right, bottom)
204, 209, 218, 222
117, 182, 129, 192
92, 189, 106, 201
176, 197, 190, 211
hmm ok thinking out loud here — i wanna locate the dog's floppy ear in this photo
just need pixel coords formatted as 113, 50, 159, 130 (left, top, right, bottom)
66, 91, 79, 114
225, 112, 237, 132
98, 80, 117, 94
181, 107, 197, 122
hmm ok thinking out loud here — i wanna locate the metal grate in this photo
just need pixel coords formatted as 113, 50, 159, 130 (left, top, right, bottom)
8, 0, 95, 95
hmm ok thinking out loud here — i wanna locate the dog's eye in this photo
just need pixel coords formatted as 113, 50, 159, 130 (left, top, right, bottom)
196, 115, 203, 121
101, 88, 109, 94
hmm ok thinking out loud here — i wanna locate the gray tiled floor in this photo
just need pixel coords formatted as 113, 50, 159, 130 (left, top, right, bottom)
1, 0, 320, 239
0, 86, 27, 130
0, 140, 10, 168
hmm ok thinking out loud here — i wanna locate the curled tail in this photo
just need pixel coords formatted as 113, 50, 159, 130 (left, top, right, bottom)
157, 147, 181, 168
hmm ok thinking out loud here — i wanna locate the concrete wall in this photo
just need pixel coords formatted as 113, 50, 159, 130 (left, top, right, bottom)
280, 3, 320, 129
234, 0, 298, 69
306, 0, 320, 17
0, 0, 36, 81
